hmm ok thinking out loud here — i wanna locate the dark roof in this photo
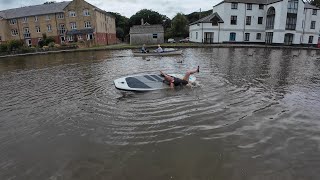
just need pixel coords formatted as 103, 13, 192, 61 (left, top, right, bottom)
190, 12, 224, 25
214, 0, 283, 7
0, 1, 70, 19
304, 2, 320, 10
130, 24, 164, 34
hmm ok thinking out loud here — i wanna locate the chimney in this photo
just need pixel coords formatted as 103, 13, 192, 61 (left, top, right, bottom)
141, 18, 144, 25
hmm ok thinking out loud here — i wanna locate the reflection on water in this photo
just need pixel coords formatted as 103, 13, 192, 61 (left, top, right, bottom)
0, 48, 320, 180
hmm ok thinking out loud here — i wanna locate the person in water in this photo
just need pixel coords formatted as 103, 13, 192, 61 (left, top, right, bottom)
141, 44, 149, 53
155, 44, 164, 53
160, 66, 199, 88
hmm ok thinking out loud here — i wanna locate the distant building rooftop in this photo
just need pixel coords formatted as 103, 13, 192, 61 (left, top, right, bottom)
130, 24, 164, 34
0, 1, 71, 19
190, 12, 224, 25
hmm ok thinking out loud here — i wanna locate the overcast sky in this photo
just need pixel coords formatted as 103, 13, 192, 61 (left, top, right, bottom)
0, 0, 222, 18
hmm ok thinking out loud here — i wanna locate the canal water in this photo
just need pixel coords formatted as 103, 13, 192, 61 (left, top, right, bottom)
0, 48, 320, 180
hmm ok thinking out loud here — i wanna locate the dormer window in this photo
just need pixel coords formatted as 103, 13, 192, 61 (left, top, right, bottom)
83, 9, 90, 16
69, 11, 76, 17
57, 13, 64, 19
9, 19, 17, 25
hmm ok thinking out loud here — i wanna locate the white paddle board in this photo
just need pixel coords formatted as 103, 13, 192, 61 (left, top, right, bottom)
114, 74, 196, 91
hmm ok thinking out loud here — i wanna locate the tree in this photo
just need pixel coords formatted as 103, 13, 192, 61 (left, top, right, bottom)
108, 12, 130, 39
116, 27, 125, 41
171, 13, 189, 37
129, 9, 167, 26
310, 0, 320, 6
186, 10, 212, 24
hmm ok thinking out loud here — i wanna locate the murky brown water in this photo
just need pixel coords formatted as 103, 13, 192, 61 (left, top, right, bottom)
0, 48, 320, 180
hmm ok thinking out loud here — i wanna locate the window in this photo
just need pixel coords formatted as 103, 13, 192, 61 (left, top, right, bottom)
67, 36, 74, 42
47, 24, 52, 32
246, 16, 251, 25
312, 9, 317, 15
36, 26, 41, 33
258, 17, 263, 24
245, 33, 250, 41
265, 32, 273, 44
57, 13, 64, 19
287, 0, 298, 14
266, 7, 275, 29
69, 11, 76, 17
0, 36, 2, 41
83, 9, 90, 16
230, 32, 236, 41
59, 24, 66, 34
46, 15, 51, 20
87, 33, 93, 40
35, 16, 38, 22
70, 22, 77, 29
9, 19, 17, 25
231, 16, 237, 25
247, 4, 252, 10
23, 17, 28, 23
11, 29, 18, 36
256, 33, 261, 40
259, 4, 264, 10
308, 36, 313, 43
311, 21, 316, 29
231, 3, 238, 9
153, 34, 158, 38
84, 21, 91, 28
23, 27, 30, 38
196, 32, 198, 39
286, 14, 297, 30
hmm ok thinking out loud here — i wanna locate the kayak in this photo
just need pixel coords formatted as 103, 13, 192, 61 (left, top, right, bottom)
133, 50, 182, 56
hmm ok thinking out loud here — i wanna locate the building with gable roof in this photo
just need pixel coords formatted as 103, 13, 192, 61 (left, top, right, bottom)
189, 0, 320, 46
0, 0, 116, 46
129, 19, 164, 45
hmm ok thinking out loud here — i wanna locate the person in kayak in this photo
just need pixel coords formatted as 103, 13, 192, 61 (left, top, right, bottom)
141, 44, 149, 53
160, 66, 199, 88
154, 44, 164, 53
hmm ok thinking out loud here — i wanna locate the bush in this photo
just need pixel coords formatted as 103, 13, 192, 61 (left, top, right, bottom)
48, 42, 55, 48
0, 43, 8, 52
45, 37, 55, 45
7, 40, 23, 51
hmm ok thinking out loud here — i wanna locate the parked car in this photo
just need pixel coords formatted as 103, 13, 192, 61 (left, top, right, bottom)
179, 37, 190, 43
167, 38, 176, 43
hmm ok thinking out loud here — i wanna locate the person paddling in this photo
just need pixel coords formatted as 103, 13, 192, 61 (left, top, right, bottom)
141, 44, 149, 53
160, 66, 199, 88
154, 44, 164, 53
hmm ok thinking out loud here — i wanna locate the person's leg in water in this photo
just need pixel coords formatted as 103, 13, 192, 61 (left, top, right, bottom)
183, 66, 199, 81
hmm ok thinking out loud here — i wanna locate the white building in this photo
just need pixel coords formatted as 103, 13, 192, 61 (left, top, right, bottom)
189, 0, 320, 46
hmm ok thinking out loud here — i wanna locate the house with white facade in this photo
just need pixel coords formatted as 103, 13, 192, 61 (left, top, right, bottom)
189, 0, 320, 46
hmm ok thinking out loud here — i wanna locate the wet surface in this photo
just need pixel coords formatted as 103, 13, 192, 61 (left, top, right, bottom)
0, 48, 320, 180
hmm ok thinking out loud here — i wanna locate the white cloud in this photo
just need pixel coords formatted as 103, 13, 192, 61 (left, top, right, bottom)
0, 0, 221, 18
